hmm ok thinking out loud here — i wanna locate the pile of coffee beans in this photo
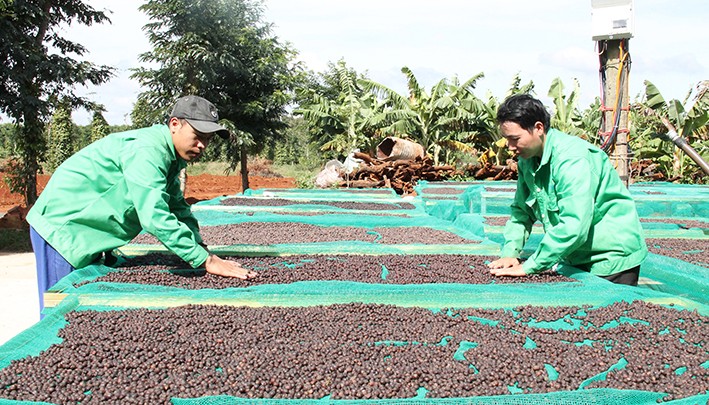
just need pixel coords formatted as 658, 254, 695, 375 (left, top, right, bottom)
434, 181, 477, 186
484, 187, 517, 192
76, 254, 573, 289
646, 238, 708, 267
419, 187, 465, 195
421, 195, 460, 201
269, 211, 409, 218
338, 189, 394, 195
131, 223, 480, 246
484, 216, 543, 228
0, 301, 705, 403
640, 218, 708, 230
220, 197, 415, 211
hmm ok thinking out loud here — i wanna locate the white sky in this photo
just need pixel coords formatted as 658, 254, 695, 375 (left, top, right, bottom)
55, 0, 709, 125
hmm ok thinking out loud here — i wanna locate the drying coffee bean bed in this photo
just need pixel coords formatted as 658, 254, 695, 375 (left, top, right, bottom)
338, 189, 394, 195
421, 195, 460, 201
484, 187, 517, 192
640, 218, 709, 230
0, 301, 705, 404
269, 211, 409, 218
220, 197, 416, 211
484, 216, 544, 227
486, 217, 708, 230
436, 181, 478, 186
646, 238, 709, 267
131, 223, 479, 246
484, 216, 510, 227
420, 187, 465, 195
76, 254, 573, 289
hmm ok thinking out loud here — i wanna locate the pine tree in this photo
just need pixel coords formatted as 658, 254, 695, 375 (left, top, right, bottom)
46, 100, 74, 172
90, 110, 110, 143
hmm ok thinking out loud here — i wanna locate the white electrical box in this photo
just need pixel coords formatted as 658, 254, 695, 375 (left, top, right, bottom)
591, 0, 634, 41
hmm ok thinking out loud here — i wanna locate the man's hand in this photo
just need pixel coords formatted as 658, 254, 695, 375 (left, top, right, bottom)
487, 257, 526, 277
204, 254, 257, 279
487, 257, 520, 269
489, 263, 526, 277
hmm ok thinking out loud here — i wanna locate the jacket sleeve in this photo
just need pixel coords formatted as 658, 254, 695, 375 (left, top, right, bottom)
522, 156, 596, 274
121, 146, 209, 268
500, 182, 536, 258
166, 171, 203, 245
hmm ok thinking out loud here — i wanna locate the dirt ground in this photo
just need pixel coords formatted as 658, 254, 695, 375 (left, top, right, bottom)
0, 172, 296, 229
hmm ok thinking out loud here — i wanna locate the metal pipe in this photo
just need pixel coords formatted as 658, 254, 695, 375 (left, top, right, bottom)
666, 130, 709, 176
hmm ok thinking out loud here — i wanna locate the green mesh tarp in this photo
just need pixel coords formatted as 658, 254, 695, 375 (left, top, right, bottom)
418, 181, 709, 221
1, 384, 704, 404
118, 209, 500, 257
191, 210, 447, 227
243, 188, 398, 199
1, 295, 707, 405
463, 214, 708, 239
4, 184, 707, 405
197, 192, 410, 207
46, 260, 708, 314
171, 390, 709, 405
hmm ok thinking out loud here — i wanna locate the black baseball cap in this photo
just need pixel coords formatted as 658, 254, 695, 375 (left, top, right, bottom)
170, 95, 230, 139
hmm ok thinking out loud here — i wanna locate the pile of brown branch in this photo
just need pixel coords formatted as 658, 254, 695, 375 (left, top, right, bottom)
342, 152, 458, 195
464, 160, 518, 181
629, 159, 678, 182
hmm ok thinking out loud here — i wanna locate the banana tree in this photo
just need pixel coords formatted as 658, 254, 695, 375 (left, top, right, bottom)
640, 80, 709, 178
360, 67, 484, 165
460, 74, 536, 166
295, 60, 384, 158
548, 77, 586, 137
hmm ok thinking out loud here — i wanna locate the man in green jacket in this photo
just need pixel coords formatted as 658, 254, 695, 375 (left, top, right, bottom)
487, 94, 647, 285
28, 95, 256, 313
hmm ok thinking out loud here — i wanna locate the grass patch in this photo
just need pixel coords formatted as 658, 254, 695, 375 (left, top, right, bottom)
271, 164, 319, 189
186, 161, 233, 176
186, 160, 319, 183
0, 228, 32, 253
270, 163, 319, 179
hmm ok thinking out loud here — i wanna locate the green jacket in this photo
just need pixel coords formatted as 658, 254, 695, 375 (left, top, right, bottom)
501, 129, 647, 276
27, 124, 208, 269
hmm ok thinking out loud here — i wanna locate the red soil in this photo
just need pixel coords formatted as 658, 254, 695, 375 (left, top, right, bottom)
0, 173, 296, 229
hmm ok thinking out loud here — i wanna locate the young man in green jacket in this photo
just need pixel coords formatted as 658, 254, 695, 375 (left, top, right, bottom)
487, 94, 647, 285
28, 95, 256, 313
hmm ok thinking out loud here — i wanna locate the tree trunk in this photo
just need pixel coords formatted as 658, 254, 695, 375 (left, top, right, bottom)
25, 170, 38, 206
240, 144, 249, 192
21, 114, 44, 206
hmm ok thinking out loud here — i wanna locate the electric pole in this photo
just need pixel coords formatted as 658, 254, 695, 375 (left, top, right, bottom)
592, 0, 634, 186
599, 39, 631, 185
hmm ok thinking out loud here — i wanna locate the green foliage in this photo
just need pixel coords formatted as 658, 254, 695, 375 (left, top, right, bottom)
0, 0, 113, 204
0, 229, 32, 253
360, 67, 487, 165
635, 80, 709, 181
295, 174, 316, 189
270, 116, 322, 169
45, 100, 74, 172
457, 74, 535, 165
548, 78, 585, 137
90, 110, 111, 143
130, 97, 161, 129
295, 60, 383, 159
131, 0, 298, 172
0, 123, 16, 159
185, 161, 231, 175
577, 98, 603, 143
